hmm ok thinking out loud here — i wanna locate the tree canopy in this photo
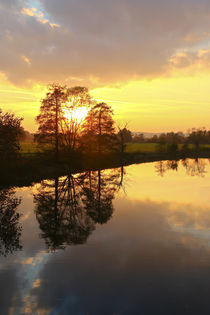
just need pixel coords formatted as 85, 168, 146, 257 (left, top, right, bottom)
36, 83, 93, 159
81, 102, 116, 154
0, 109, 23, 160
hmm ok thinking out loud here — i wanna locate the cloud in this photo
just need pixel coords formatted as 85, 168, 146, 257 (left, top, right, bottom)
1, 0, 210, 86
21, 6, 60, 27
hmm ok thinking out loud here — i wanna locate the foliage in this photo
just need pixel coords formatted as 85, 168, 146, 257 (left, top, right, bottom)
117, 126, 132, 153
0, 109, 23, 160
187, 128, 207, 149
81, 102, 116, 154
35, 83, 68, 159
59, 86, 93, 151
36, 84, 93, 158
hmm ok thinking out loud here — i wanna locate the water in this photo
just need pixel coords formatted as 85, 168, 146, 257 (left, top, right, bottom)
1, 158, 210, 314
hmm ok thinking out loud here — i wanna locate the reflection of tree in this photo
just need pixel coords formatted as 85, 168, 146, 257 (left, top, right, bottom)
34, 168, 123, 250
0, 189, 22, 256
155, 159, 207, 177
182, 158, 207, 177
82, 169, 120, 224
166, 160, 178, 171
155, 161, 167, 177
34, 175, 95, 251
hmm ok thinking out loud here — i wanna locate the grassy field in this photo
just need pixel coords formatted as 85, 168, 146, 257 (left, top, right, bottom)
20, 142, 52, 156
20, 141, 210, 157
125, 143, 158, 153
20, 142, 160, 155
125, 143, 210, 154
20, 142, 39, 154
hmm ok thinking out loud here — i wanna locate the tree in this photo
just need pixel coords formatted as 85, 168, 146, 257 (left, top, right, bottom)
0, 109, 23, 161
59, 86, 93, 151
81, 102, 115, 154
187, 128, 206, 150
117, 126, 132, 153
36, 83, 68, 161
36, 84, 93, 159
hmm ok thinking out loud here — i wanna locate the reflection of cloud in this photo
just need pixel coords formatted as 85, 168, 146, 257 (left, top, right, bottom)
26, 198, 210, 314
1, 0, 210, 85
33, 278, 41, 288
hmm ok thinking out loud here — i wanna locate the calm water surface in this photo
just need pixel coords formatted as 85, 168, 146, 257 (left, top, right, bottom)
1, 159, 210, 314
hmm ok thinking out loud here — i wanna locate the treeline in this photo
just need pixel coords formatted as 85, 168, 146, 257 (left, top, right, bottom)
129, 128, 210, 148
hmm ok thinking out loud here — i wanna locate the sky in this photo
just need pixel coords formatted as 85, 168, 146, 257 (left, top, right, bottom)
1, 0, 210, 132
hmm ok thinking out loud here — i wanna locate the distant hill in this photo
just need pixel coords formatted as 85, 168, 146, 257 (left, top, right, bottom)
132, 132, 188, 139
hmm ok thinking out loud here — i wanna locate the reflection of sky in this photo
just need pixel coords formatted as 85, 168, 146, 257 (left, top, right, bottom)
1, 160, 210, 313
123, 159, 210, 205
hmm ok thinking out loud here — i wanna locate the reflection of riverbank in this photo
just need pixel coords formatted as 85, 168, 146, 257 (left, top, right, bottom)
1, 150, 210, 189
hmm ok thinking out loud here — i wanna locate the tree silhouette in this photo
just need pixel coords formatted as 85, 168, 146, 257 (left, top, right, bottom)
0, 189, 22, 256
36, 83, 68, 161
36, 84, 93, 159
81, 102, 115, 154
188, 128, 206, 150
0, 109, 23, 161
59, 86, 93, 152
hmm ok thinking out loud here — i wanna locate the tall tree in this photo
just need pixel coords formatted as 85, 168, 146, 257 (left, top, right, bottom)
81, 102, 115, 154
59, 86, 93, 151
0, 109, 23, 161
36, 84, 93, 158
117, 125, 132, 154
36, 83, 67, 161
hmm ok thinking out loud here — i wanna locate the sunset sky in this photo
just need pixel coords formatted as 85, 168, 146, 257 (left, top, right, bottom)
1, 0, 210, 132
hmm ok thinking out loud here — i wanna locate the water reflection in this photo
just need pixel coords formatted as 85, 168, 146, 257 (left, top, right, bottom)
34, 168, 124, 251
155, 158, 208, 177
2, 160, 210, 314
0, 189, 22, 256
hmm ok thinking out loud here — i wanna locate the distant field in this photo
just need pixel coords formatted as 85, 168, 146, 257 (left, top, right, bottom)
125, 143, 210, 154
20, 141, 210, 156
20, 142, 52, 156
125, 143, 158, 153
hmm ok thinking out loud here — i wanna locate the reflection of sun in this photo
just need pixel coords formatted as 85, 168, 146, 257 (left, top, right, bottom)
63, 106, 88, 123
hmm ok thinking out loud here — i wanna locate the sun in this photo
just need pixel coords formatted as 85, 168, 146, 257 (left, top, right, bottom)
63, 106, 89, 123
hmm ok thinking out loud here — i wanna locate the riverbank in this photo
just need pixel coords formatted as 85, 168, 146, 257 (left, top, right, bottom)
1, 148, 210, 189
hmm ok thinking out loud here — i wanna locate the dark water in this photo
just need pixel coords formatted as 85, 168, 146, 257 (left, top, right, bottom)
1, 159, 210, 314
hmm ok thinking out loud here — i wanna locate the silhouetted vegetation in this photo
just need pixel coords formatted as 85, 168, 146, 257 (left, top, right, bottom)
0, 109, 23, 161
81, 102, 116, 154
